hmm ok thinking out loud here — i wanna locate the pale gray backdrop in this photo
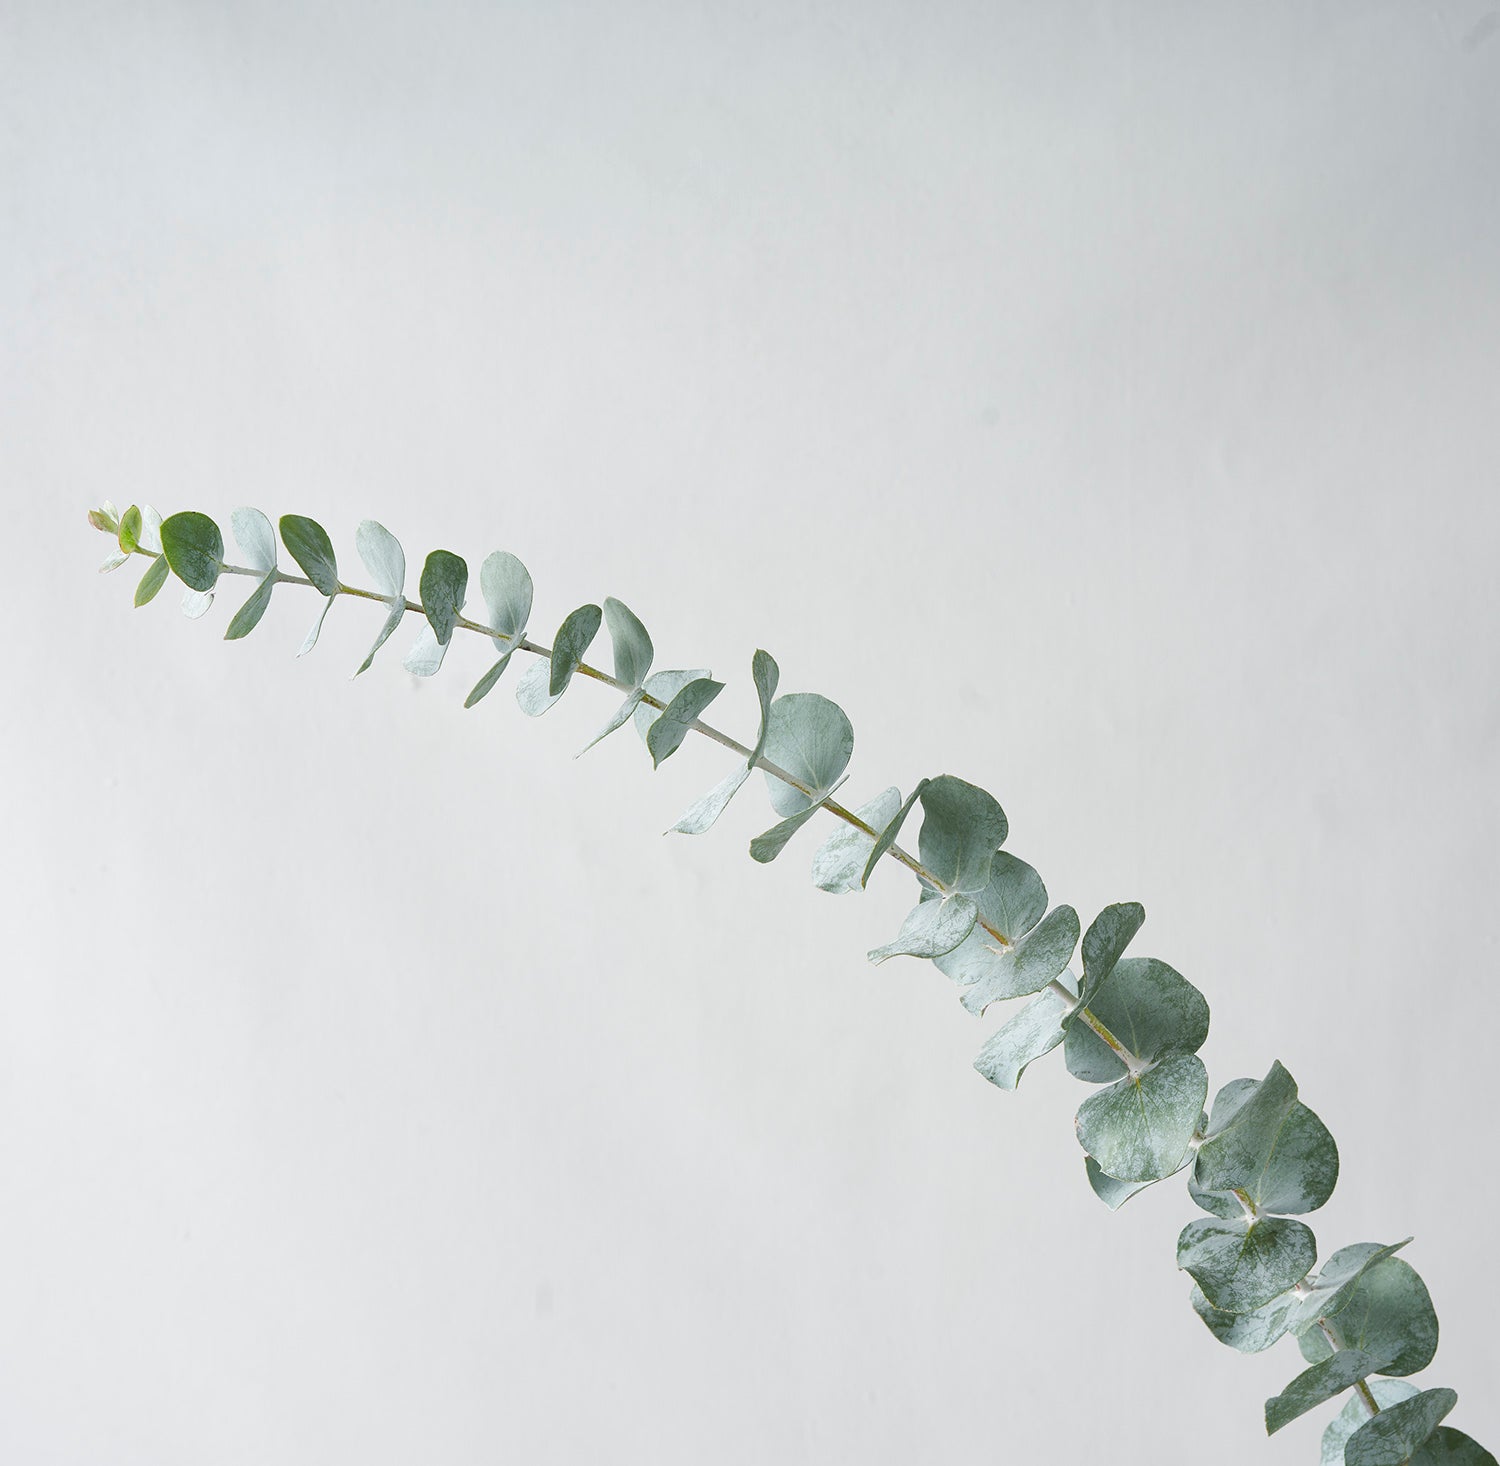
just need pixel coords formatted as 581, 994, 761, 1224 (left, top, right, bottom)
3, 3, 1498, 1462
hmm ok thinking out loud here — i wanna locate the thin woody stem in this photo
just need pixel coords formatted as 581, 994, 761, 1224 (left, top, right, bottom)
119, 535, 1143, 1065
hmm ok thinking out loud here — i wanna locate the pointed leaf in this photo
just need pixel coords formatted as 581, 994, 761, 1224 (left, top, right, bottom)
137, 505, 163, 554
355, 519, 406, 599
515, 656, 561, 713
297, 595, 335, 657
161, 511, 224, 592
134, 553, 169, 607
860, 780, 928, 889
99, 549, 131, 573
634, 670, 713, 741
1345, 1389, 1458, 1466
1192, 1283, 1299, 1355
230, 507, 278, 573
670, 762, 753, 836
481, 551, 533, 649
224, 573, 277, 640
646, 677, 724, 768
760, 692, 854, 816
1193, 1062, 1339, 1216
1180, 1214, 1316, 1314
1064, 957, 1210, 1083
956, 903, 1081, 1013
1321, 1382, 1423, 1466
811, 787, 903, 893
465, 651, 519, 707
1296, 1258, 1439, 1378
1266, 1349, 1393, 1435
867, 894, 978, 964
579, 689, 646, 753
916, 774, 1008, 894
117, 504, 143, 553
419, 550, 468, 647
749, 776, 849, 863
1409, 1429, 1498, 1465
602, 596, 652, 687
974, 979, 1075, 1091
279, 514, 339, 595
1289, 1240, 1413, 1337
88, 502, 119, 533
180, 588, 214, 618
549, 604, 603, 696
355, 600, 406, 677
1080, 902, 1145, 1001
1075, 1051, 1207, 1183
1086, 1156, 1154, 1211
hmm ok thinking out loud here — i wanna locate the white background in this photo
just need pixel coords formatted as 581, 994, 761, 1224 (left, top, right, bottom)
4, 3, 1498, 1462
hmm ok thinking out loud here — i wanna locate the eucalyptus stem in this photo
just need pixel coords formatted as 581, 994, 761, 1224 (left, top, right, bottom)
90, 503, 1493, 1465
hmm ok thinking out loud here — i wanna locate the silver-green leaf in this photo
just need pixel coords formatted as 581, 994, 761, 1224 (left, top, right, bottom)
1075, 1051, 1207, 1183
548, 604, 603, 697
1265, 1349, 1393, 1435
1345, 1389, 1458, 1466
1063, 956, 1209, 1083
419, 550, 468, 648
761, 692, 854, 817
860, 779, 928, 889
867, 893, 978, 964
1296, 1257, 1439, 1378
602, 596, 652, 688
974, 979, 1076, 1091
916, 774, 1008, 894
1191, 1283, 1298, 1354
810, 787, 902, 892
955, 900, 1080, 1012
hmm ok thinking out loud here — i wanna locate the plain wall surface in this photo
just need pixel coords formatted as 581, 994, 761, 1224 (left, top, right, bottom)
3, 3, 1498, 1462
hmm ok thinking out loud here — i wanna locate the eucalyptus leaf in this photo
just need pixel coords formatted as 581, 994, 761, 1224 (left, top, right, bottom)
355, 600, 407, 678
137, 505, 163, 555
161, 511, 224, 592
1075, 1051, 1207, 1183
1191, 1284, 1298, 1354
1321, 1382, 1422, 1466
419, 550, 468, 647
548, 604, 603, 697
1289, 1240, 1413, 1337
1345, 1389, 1458, 1466
634, 670, 713, 741
954, 900, 1080, 1012
579, 689, 646, 753
1063, 957, 1210, 1083
1410, 1429, 1499, 1465
480, 551, 533, 650
810, 787, 902, 892
1265, 1349, 1392, 1435
1080, 901, 1145, 1001
465, 652, 520, 708
916, 774, 1008, 894
761, 692, 854, 816
748, 776, 848, 863
670, 762, 752, 836
180, 588, 214, 618
134, 553, 169, 608
515, 657, 562, 714
1193, 1062, 1338, 1216
297, 595, 335, 657
646, 677, 725, 768
355, 519, 405, 599
117, 504, 143, 553
1296, 1258, 1439, 1378
98, 548, 130, 573
404, 623, 449, 678
88, 502, 119, 534
1086, 1157, 1154, 1211
860, 780, 928, 889
224, 573, 277, 640
974, 978, 1075, 1091
1179, 1214, 1316, 1315
279, 514, 340, 595
867, 894, 978, 964
230, 506, 278, 573
602, 596, 652, 687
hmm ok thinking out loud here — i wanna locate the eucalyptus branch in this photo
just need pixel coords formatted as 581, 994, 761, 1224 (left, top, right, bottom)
88, 502, 1493, 1466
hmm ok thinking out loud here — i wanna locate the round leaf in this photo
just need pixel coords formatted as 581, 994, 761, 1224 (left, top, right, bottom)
1321, 1382, 1422, 1466
548, 603, 603, 697
1075, 1051, 1207, 1183
1346, 1389, 1458, 1466
916, 774, 1008, 894
230, 507, 278, 574
355, 518, 406, 599
419, 550, 468, 647
1191, 1283, 1298, 1355
933, 851, 1048, 985
1297, 1258, 1439, 1377
160, 511, 224, 592
974, 979, 1075, 1092
602, 595, 652, 687
1064, 957, 1210, 1083
760, 692, 854, 816
810, 787, 902, 894
1180, 1214, 1316, 1315
483, 552, 534, 648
